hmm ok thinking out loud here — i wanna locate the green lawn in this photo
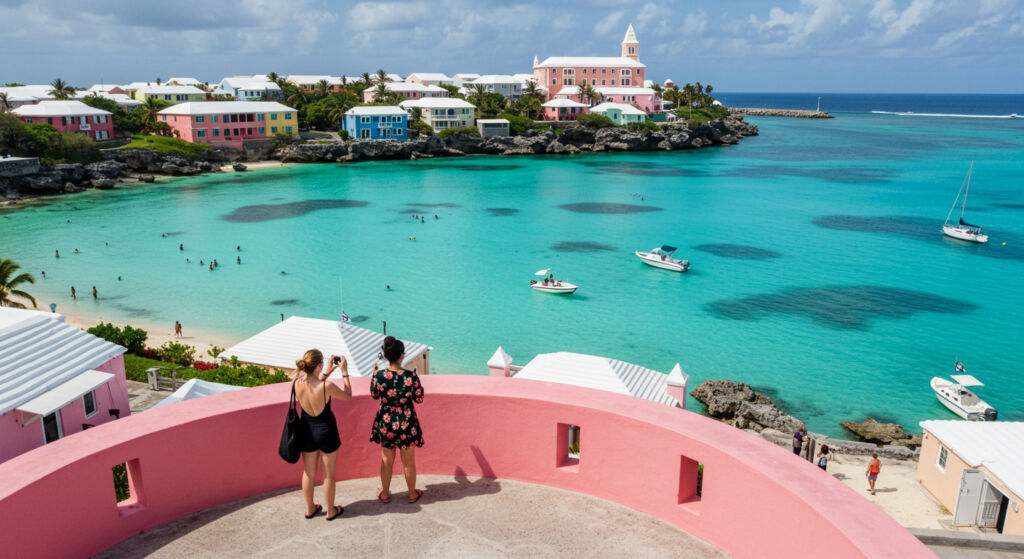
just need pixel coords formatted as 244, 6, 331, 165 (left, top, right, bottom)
115, 134, 210, 157
123, 354, 198, 383
123, 354, 289, 387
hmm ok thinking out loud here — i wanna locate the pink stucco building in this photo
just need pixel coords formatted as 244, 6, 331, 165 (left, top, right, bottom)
362, 82, 448, 103
541, 98, 589, 121
553, 85, 660, 113
0, 309, 129, 464
12, 100, 115, 141
533, 25, 646, 102
157, 101, 298, 150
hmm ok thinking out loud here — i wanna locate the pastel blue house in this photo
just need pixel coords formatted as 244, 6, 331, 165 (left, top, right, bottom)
343, 106, 408, 140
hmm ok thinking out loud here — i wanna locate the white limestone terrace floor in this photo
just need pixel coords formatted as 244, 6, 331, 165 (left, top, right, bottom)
97, 475, 729, 558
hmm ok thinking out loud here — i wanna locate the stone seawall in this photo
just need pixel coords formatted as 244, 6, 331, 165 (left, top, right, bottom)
729, 107, 834, 119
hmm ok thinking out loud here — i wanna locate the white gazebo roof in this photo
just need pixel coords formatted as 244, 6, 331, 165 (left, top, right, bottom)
920, 420, 1024, 499
218, 316, 431, 377
487, 346, 513, 369
590, 102, 646, 115
0, 309, 125, 415
12, 100, 112, 117
158, 101, 295, 115
514, 352, 678, 406
151, 378, 244, 409
542, 98, 588, 108
535, 56, 646, 69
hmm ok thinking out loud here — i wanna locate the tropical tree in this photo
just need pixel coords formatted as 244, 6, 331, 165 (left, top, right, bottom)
314, 79, 330, 98
286, 89, 309, 109
373, 81, 389, 102
48, 78, 75, 100
0, 92, 10, 112
139, 96, 166, 128
579, 83, 601, 106
651, 83, 663, 99
0, 258, 37, 309
523, 80, 544, 100
267, 72, 280, 85
409, 106, 423, 123
375, 69, 389, 85
361, 72, 373, 87
468, 83, 489, 107
512, 94, 543, 120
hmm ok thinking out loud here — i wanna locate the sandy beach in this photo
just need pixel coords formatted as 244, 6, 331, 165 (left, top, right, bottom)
217, 160, 290, 172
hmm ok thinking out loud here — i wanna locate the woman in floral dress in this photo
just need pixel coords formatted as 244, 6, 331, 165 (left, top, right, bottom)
370, 336, 425, 504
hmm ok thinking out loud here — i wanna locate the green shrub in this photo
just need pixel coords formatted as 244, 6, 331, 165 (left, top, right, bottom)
338, 129, 349, 140
273, 131, 300, 148
626, 120, 659, 133
409, 119, 433, 135
122, 354, 288, 387
576, 113, 617, 128
86, 322, 148, 354
156, 341, 196, 367
677, 105, 730, 124
207, 345, 225, 360
113, 463, 130, 502
438, 126, 479, 139
496, 113, 533, 135
116, 134, 209, 157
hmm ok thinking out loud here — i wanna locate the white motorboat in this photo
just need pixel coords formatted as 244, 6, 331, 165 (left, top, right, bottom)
530, 268, 578, 294
636, 245, 690, 272
931, 369, 997, 421
943, 162, 989, 243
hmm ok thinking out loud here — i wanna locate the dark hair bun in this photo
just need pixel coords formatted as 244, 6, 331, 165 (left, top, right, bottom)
381, 335, 405, 363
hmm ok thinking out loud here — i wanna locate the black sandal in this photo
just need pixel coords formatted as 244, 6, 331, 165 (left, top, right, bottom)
326, 505, 344, 520
408, 489, 423, 504
304, 504, 322, 519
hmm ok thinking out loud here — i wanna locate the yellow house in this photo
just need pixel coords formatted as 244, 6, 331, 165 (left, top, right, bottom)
917, 420, 1024, 535
157, 101, 298, 147
132, 84, 207, 104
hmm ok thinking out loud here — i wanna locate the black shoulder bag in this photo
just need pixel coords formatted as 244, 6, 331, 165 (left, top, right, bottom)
278, 381, 302, 463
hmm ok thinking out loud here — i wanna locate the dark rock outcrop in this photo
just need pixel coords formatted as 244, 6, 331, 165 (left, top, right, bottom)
85, 160, 127, 179
689, 379, 804, 433
232, 162, 247, 172
275, 142, 350, 162
840, 419, 922, 448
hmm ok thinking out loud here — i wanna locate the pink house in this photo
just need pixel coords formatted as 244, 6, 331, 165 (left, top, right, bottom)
12, 100, 115, 141
157, 101, 298, 150
554, 86, 660, 114
362, 83, 448, 103
0, 309, 130, 464
533, 25, 645, 101
541, 98, 589, 121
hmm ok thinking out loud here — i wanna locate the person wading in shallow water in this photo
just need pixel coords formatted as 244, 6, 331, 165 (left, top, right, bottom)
174, 321, 182, 338
70, 286, 76, 299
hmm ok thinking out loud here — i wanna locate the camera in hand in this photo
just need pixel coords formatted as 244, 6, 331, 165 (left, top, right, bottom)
332, 356, 341, 366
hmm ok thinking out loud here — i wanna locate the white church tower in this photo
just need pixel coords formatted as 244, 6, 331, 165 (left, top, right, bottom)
621, 24, 639, 61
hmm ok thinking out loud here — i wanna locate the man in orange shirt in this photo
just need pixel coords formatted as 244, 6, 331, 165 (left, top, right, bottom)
866, 453, 881, 495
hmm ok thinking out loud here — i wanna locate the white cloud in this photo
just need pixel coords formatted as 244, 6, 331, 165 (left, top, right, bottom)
594, 9, 626, 36
868, 0, 935, 45
934, 14, 1004, 49
751, 0, 851, 46
635, 3, 674, 37
348, 2, 430, 32
683, 10, 708, 36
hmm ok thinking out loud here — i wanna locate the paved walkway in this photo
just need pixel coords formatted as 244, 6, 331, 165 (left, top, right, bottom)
98, 475, 727, 558
125, 380, 167, 413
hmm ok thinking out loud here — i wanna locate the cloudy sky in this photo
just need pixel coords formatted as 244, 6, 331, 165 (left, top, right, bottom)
1, 0, 1021, 92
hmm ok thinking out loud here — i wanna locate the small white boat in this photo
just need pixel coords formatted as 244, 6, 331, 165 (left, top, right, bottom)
931, 368, 997, 421
530, 268, 578, 295
636, 245, 690, 272
943, 162, 989, 244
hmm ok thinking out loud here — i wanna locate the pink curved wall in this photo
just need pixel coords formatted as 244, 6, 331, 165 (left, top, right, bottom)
0, 376, 932, 558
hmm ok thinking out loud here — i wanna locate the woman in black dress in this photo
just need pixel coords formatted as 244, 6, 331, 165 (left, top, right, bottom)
370, 336, 425, 503
294, 349, 352, 520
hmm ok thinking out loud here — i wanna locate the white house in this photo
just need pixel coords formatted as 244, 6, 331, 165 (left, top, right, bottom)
218, 316, 432, 377
0, 85, 57, 108
405, 73, 454, 87
453, 73, 480, 87
468, 75, 522, 100
214, 76, 282, 100
76, 91, 142, 108
286, 75, 345, 92
400, 97, 476, 130
362, 82, 447, 103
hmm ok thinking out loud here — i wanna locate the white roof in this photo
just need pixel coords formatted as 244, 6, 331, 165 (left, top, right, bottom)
168, 77, 202, 86
400, 98, 475, 109
623, 24, 637, 43
286, 75, 343, 86
542, 98, 588, 108
86, 84, 124, 93
0, 85, 55, 102
150, 378, 244, 409
218, 316, 431, 377
0, 309, 126, 415
386, 73, 403, 82
16, 370, 114, 417
12, 100, 112, 117
453, 73, 480, 80
514, 352, 678, 406
218, 76, 281, 91
921, 420, 1024, 498
590, 101, 646, 115
951, 374, 984, 386
595, 86, 656, 96
75, 92, 142, 106
346, 106, 408, 116
378, 82, 445, 93
535, 56, 645, 69
667, 363, 688, 387
407, 73, 452, 82
512, 73, 537, 83
134, 84, 206, 95
473, 75, 520, 85
487, 346, 513, 369
158, 101, 295, 115
477, 118, 509, 124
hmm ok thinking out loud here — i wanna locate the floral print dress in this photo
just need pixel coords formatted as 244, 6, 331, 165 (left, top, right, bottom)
369, 368, 425, 448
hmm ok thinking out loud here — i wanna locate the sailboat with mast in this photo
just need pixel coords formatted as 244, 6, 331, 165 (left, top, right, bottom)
942, 162, 989, 244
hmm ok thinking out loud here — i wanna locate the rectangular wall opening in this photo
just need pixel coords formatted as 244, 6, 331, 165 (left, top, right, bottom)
678, 455, 703, 512
113, 459, 145, 517
556, 423, 581, 472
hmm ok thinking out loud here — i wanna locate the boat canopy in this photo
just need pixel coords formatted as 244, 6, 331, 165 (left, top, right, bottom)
951, 374, 984, 387
659, 245, 678, 253
959, 218, 981, 229
534, 268, 550, 276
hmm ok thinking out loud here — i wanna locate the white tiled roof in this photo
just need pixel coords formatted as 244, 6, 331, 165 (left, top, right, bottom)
287, 75, 343, 86
134, 84, 206, 95
168, 77, 202, 86
595, 86, 656, 96
379, 82, 445, 93
12, 100, 112, 117
512, 73, 537, 83
151, 378, 244, 409
386, 74, 403, 82
407, 73, 452, 82
921, 420, 1024, 498
346, 106, 408, 116
514, 352, 678, 406
0, 309, 126, 415
0, 85, 55, 102
542, 98, 588, 108
400, 98, 475, 109
556, 86, 582, 95
218, 76, 281, 91
158, 101, 295, 115
75, 92, 142, 106
473, 75, 520, 85
535, 56, 646, 68
590, 101, 646, 115
218, 316, 431, 377
453, 73, 480, 80
86, 84, 124, 93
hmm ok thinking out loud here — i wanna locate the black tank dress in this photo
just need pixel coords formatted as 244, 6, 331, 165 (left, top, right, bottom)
300, 381, 341, 453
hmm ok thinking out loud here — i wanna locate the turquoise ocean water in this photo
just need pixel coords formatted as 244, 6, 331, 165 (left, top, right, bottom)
3, 111, 1023, 436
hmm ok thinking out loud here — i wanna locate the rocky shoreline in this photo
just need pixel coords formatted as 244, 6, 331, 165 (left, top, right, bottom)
690, 379, 921, 460
728, 107, 834, 119
0, 117, 757, 203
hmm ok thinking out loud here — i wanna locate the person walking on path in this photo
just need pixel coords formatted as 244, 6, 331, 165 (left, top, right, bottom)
793, 427, 807, 456
293, 350, 352, 520
866, 453, 881, 495
816, 445, 832, 471
370, 336, 425, 504
174, 321, 182, 338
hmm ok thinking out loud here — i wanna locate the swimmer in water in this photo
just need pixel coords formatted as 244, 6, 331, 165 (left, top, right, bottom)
200, 260, 204, 266
41, 271, 46, 278
55, 250, 59, 258
74, 248, 79, 254
386, 285, 391, 290
118, 276, 122, 281
186, 258, 190, 263
281, 271, 286, 275
209, 263, 213, 270
237, 256, 241, 264
236, 245, 241, 251
71, 286, 76, 299
180, 244, 183, 251
92, 286, 97, 299
214, 259, 218, 267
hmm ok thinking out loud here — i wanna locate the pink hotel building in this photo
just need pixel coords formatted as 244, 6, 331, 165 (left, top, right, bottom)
534, 25, 646, 100
158, 101, 298, 149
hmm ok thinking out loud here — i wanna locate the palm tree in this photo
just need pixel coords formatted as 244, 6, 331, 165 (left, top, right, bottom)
579, 84, 600, 106
286, 90, 309, 109
524, 80, 544, 101
0, 92, 10, 112
409, 106, 423, 123
373, 81, 389, 101
48, 78, 75, 100
468, 83, 489, 107
0, 259, 37, 309
361, 72, 373, 87
140, 97, 164, 127
375, 69, 389, 85
267, 72, 280, 85
314, 79, 330, 98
